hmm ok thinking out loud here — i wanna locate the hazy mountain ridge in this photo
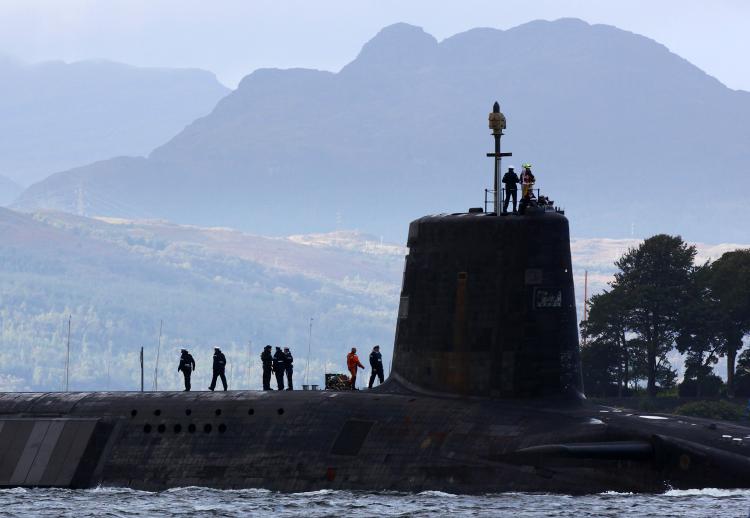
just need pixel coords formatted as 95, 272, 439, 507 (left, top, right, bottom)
0, 175, 21, 206
13, 18, 750, 243
0, 207, 746, 391
0, 57, 229, 185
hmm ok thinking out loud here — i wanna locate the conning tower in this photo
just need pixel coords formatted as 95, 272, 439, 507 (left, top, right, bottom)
391, 102, 583, 399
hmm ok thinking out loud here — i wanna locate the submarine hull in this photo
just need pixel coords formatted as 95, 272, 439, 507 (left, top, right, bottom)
0, 390, 748, 493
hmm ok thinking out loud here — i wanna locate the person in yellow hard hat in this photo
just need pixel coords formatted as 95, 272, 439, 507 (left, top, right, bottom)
520, 163, 535, 198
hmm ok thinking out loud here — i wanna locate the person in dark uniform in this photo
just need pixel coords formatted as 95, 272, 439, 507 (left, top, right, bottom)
177, 349, 195, 391
368, 345, 385, 389
272, 346, 286, 391
283, 347, 294, 390
208, 347, 227, 391
501, 166, 520, 214
261, 345, 273, 390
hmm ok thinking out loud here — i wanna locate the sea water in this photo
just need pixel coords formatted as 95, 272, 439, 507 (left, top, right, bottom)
0, 487, 748, 517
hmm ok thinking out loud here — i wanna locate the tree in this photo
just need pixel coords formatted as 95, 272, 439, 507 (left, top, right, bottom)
624, 338, 650, 392
708, 249, 750, 395
675, 263, 724, 397
733, 348, 750, 397
678, 363, 724, 397
581, 286, 633, 396
655, 358, 678, 391
613, 235, 696, 397
580, 339, 620, 397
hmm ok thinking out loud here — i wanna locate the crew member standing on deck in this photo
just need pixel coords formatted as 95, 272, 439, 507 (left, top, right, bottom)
261, 345, 273, 390
368, 345, 385, 389
208, 347, 227, 391
501, 166, 520, 214
347, 347, 365, 390
273, 346, 286, 391
520, 163, 535, 198
177, 349, 195, 391
283, 347, 294, 390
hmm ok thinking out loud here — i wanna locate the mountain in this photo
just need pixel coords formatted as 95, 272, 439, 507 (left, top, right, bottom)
13, 19, 750, 242
0, 207, 745, 391
0, 175, 21, 205
0, 55, 229, 186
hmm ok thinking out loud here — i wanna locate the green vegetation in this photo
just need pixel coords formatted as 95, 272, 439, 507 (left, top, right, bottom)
591, 396, 748, 421
673, 400, 745, 421
0, 210, 402, 391
581, 235, 750, 398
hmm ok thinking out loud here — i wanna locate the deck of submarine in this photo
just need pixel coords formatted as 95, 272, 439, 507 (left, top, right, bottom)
0, 389, 748, 452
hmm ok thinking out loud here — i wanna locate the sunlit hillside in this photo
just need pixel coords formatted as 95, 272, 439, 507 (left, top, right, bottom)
0, 207, 745, 391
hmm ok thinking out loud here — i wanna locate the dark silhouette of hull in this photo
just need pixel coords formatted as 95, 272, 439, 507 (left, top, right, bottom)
0, 386, 748, 492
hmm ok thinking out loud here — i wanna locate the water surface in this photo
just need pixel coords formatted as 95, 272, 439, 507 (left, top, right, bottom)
0, 487, 748, 517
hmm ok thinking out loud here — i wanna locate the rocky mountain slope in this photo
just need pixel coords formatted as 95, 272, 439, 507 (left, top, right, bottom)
14, 19, 750, 243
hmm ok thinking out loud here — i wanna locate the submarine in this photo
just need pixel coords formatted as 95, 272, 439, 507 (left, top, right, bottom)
1, 103, 749, 494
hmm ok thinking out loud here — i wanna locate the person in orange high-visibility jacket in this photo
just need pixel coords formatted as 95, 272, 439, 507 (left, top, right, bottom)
346, 347, 365, 390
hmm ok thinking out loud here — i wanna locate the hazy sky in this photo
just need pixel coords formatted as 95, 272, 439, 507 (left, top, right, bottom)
1, 0, 748, 91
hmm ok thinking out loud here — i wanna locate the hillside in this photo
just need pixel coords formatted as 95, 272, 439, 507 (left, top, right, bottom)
0, 207, 746, 392
13, 19, 750, 243
0, 55, 229, 186
0, 175, 21, 205
0, 208, 402, 391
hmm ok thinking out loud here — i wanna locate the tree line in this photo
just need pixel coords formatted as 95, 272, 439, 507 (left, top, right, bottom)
580, 235, 750, 398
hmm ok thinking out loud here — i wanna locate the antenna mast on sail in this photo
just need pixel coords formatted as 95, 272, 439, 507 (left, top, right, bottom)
487, 101, 512, 214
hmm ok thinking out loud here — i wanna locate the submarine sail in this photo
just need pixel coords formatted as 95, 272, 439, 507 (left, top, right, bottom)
391, 101, 581, 399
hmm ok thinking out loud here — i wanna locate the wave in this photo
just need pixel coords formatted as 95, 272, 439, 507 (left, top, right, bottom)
664, 488, 750, 497
290, 489, 337, 496
8, 486, 750, 499
0, 487, 28, 494
90, 485, 155, 495
417, 490, 458, 497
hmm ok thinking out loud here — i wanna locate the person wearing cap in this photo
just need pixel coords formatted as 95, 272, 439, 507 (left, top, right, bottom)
208, 347, 228, 391
346, 347, 365, 390
520, 163, 535, 198
283, 347, 294, 390
260, 345, 274, 390
368, 345, 384, 389
177, 349, 195, 391
501, 166, 520, 214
